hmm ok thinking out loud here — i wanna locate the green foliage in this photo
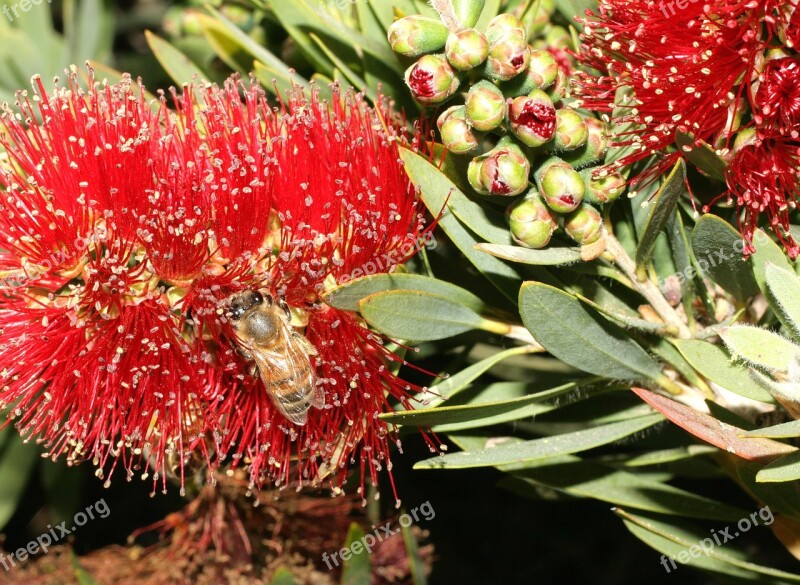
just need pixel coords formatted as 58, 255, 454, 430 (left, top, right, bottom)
0, 0, 113, 105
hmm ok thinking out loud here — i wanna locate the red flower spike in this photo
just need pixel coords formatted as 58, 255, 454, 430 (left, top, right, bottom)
0, 67, 435, 500
724, 139, 800, 259
574, 0, 783, 183
755, 57, 800, 139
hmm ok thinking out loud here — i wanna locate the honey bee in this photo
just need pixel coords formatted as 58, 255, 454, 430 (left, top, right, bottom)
227, 289, 324, 426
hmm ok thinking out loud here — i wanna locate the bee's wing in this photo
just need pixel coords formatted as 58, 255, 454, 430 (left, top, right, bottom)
250, 324, 323, 426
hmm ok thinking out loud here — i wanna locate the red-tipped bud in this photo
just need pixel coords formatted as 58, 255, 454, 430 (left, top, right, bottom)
470, 139, 531, 196
535, 158, 585, 213
405, 54, 460, 105
508, 90, 556, 147
388, 15, 449, 57
485, 33, 531, 82
501, 49, 559, 96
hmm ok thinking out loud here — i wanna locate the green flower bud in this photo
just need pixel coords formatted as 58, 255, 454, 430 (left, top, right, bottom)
468, 156, 488, 194
478, 140, 531, 196
465, 81, 506, 132
561, 118, 609, 169
486, 14, 527, 44
451, 0, 486, 28
580, 168, 626, 205
501, 49, 559, 96
536, 160, 585, 213
438, 106, 479, 154
507, 189, 558, 249
564, 203, 603, 245
445, 29, 489, 71
551, 109, 589, 151
544, 25, 572, 50
508, 90, 556, 147
405, 54, 460, 106
546, 67, 567, 105
388, 16, 449, 57
485, 33, 531, 82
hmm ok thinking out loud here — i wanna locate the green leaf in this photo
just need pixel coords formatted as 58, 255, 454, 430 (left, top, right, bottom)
71, 552, 98, 585
765, 262, 800, 342
323, 273, 484, 314
419, 346, 548, 408
756, 451, 800, 483
519, 282, 663, 380
674, 131, 727, 181
617, 509, 800, 582
475, 243, 582, 266
381, 388, 558, 428
576, 294, 671, 334
743, 420, 800, 439
414, 413, 664, 469
198, 9, 309, 94
719, 325, 800, 374
515, 459, 746, 521
622, 445, 718, 467
0, 433, 39, 530
400, 148, 523, 303
270, 567, 297, 585
359, 290, 485, 341
750, 228, 795, 295
691, 215, 758, 301
399, 519, 428, 585
636, 160, 686, 266
145, 31, 206, 86
341, 523, 371, 585
673, 339, 774, 403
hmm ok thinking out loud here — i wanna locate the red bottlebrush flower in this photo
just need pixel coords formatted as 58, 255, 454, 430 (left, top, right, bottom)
724, 139, 800, 259
0, 68, 434, 499
575, 0, 781, 182
755, 57, 800, 139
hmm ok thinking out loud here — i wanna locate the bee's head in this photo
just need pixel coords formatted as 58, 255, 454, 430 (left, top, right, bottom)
227, 289, 267, 321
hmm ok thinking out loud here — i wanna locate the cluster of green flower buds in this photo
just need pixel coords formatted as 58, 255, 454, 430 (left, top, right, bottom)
389, 0, 627, 256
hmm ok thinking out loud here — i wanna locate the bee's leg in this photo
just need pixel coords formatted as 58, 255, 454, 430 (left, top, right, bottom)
278, 298, 291, 320
262, 292, 274, 306
237, 345, 255, 361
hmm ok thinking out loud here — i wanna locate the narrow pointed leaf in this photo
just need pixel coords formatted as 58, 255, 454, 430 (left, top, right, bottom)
673, 339, 774, 403
636, 159, 686, 266
476, 243, 582, 266
691, 215, 758, 301
323, 274, 484, 314
414, 413, 664, 469
765, 262, 800, 341
519, 282, 663, 380
719, 326, 800, 374
359, 290, 484, 341
341, 523, 371, 585
756, 451, 800, 483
